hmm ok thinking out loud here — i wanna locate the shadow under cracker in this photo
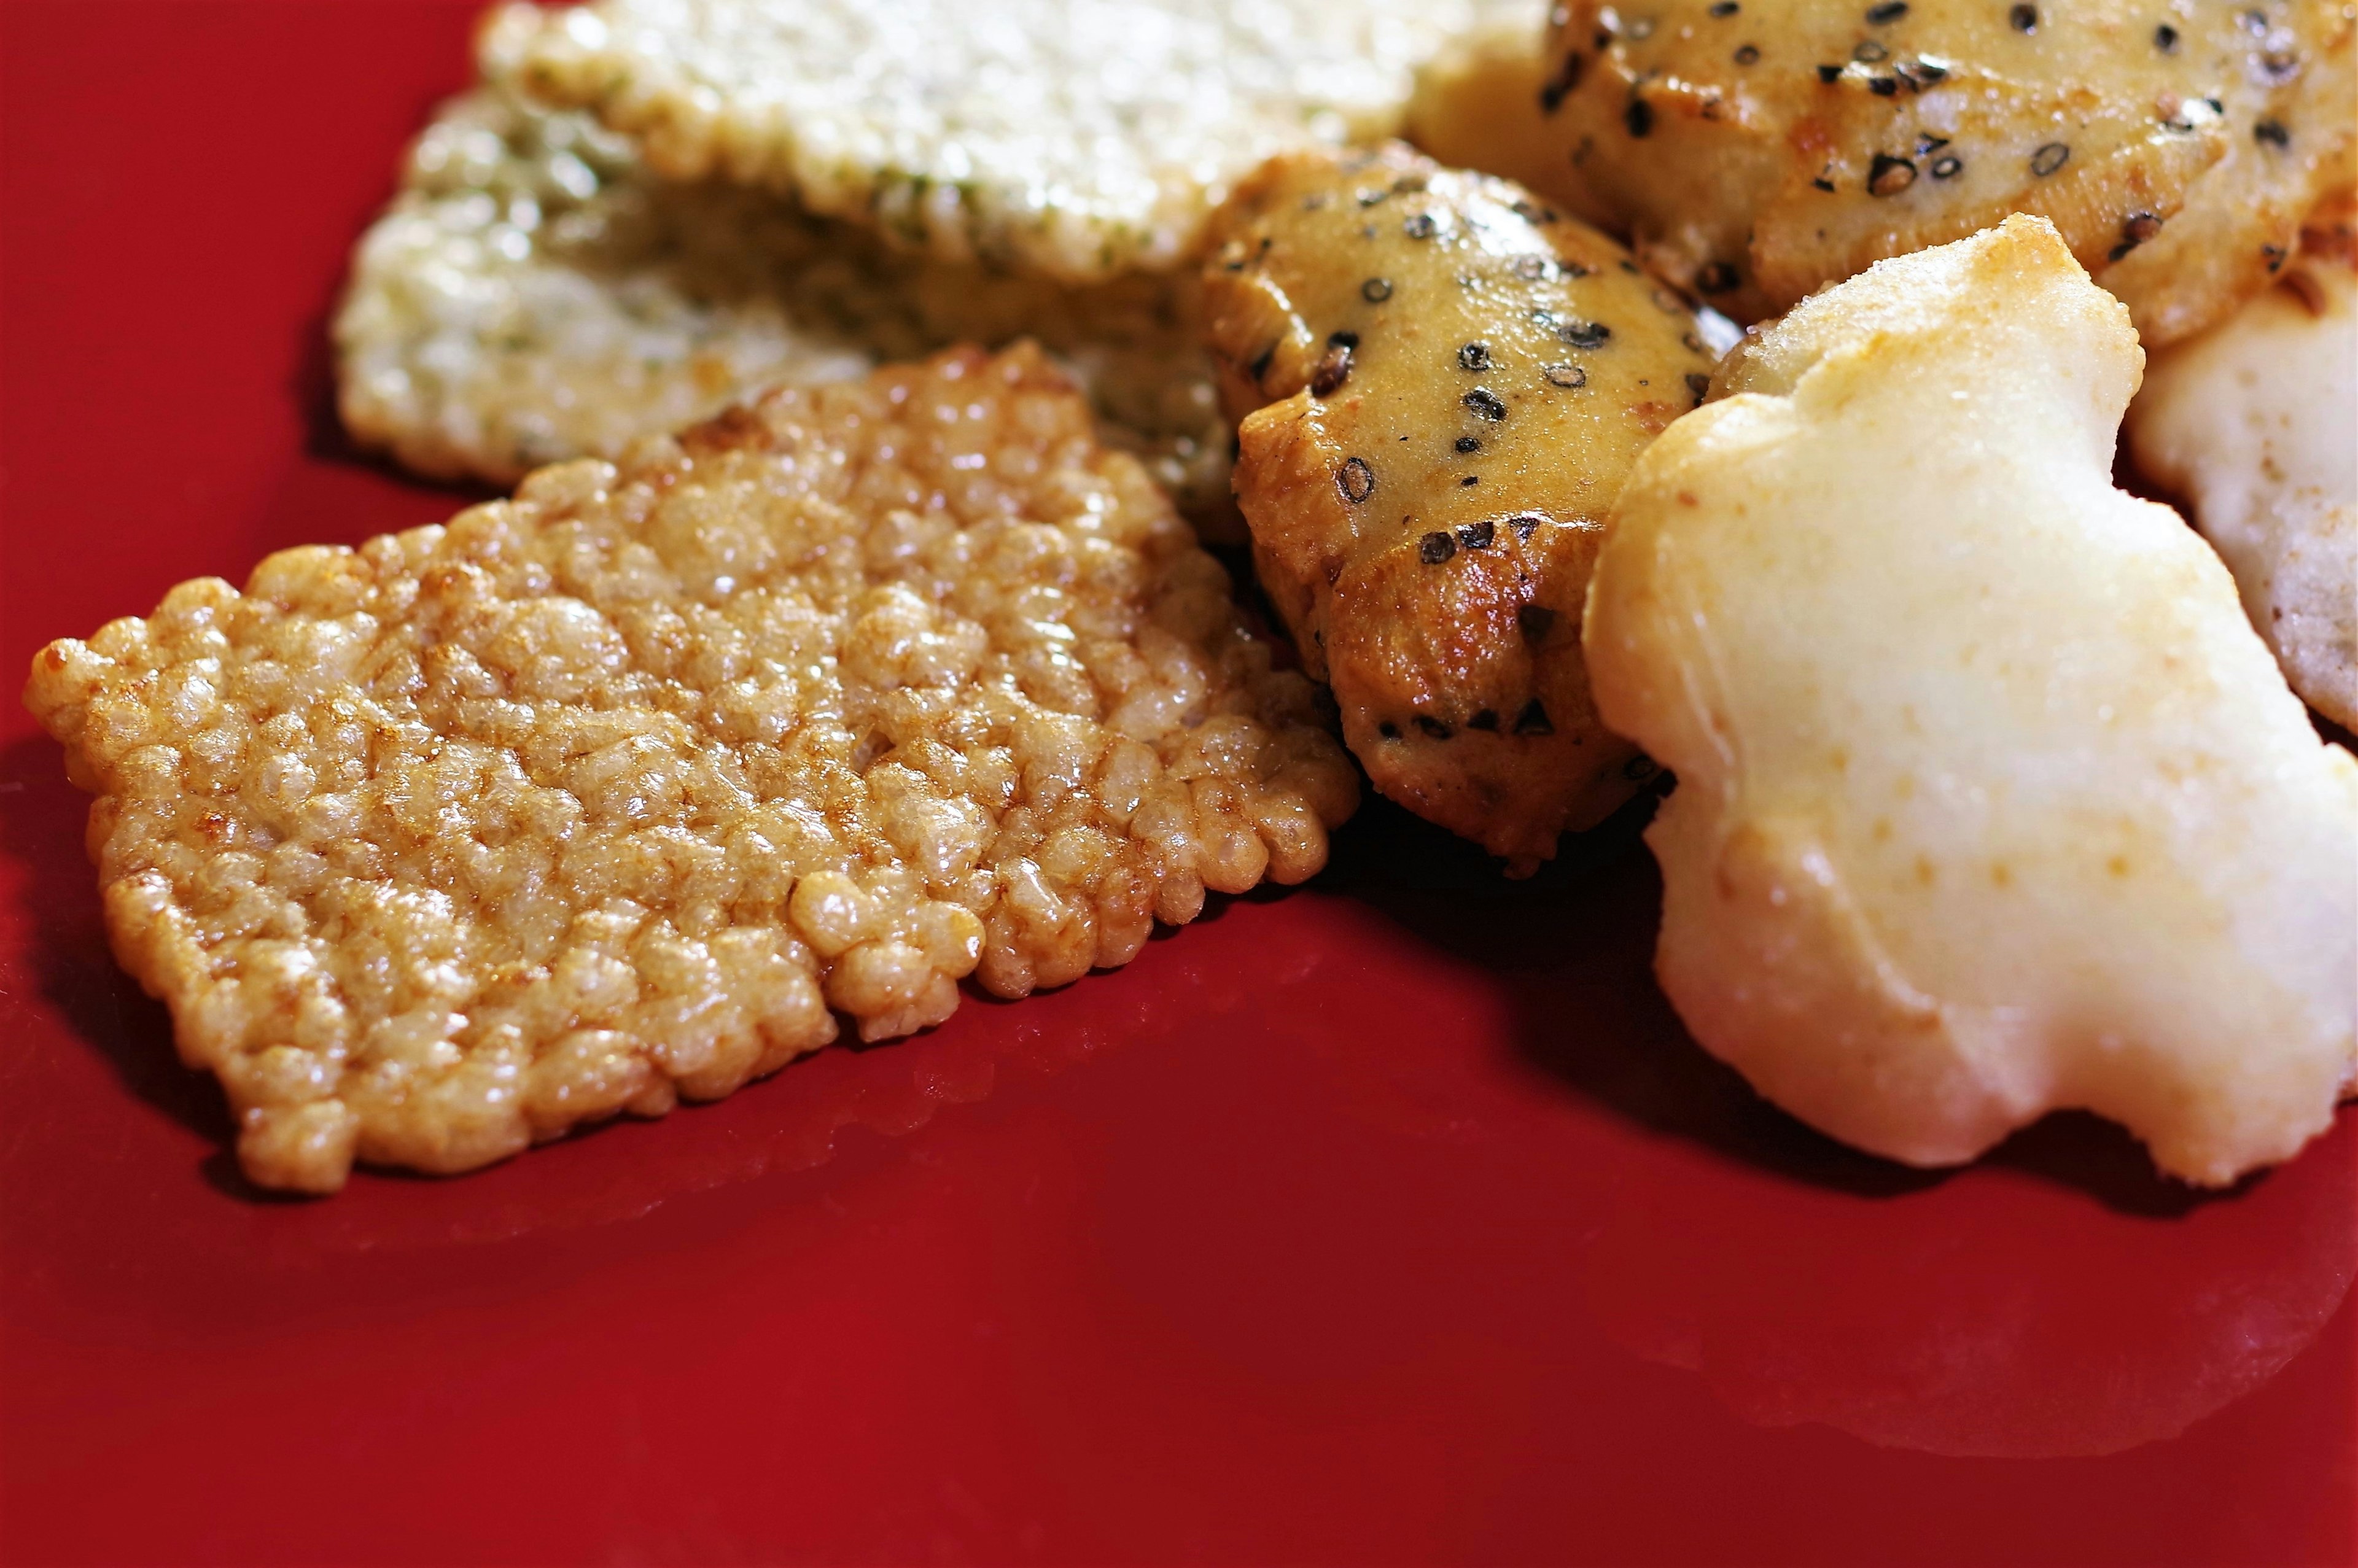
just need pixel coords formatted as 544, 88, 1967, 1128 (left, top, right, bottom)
0, 732, 238, 1155
1318, 783, 2236, 1217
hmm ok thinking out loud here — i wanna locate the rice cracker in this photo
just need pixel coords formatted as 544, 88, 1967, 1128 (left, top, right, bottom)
335, 76, 1232, 514
489, 0, 1479, 282
26, 345, 1358, 1193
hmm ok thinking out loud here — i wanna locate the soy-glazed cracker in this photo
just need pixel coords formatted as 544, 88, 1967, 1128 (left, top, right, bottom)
26, 346, 1357, 1193
335, 75, 1231, 513
492, 0, 1481, 282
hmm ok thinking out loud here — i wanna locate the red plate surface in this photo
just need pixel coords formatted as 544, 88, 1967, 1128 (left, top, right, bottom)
2, 5, 2353, 1564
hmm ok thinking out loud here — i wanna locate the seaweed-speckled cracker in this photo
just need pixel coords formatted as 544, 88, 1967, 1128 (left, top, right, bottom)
491, 0, 1479, 283
335, 74, 1231, 514
26, 345, 1357, 1193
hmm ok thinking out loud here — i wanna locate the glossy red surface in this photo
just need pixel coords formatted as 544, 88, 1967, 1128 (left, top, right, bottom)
2, 6, 2353, 1564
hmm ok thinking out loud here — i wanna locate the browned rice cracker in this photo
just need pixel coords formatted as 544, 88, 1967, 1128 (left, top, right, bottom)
24, 344, 1359, 1193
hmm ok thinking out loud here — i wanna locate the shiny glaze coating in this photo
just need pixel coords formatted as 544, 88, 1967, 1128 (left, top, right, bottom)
1531, 0, 2355, 343
1203, 143, 1716, 870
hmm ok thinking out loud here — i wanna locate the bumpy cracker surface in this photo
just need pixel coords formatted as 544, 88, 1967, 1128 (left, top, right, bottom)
492, 0, 1478, 283
336, 74, 1231, 515
1531, 0, 2354, 345
26, 346, 1356, 1193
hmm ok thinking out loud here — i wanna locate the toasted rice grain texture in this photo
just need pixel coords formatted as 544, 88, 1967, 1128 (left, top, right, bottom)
26, 346, 1357, 1193
491, 0, 1477, 282
335, 76, 1232, 514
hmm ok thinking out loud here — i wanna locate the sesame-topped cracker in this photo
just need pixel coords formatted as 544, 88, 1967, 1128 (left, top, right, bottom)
1202, 143, 1721, 872
335, 76, 1232, 516
1530, 0, 2354, 346
25, 345, 1357, 1193
486, 0, 1479, 284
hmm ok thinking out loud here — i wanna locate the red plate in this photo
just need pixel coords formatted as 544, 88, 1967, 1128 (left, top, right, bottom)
2, 6, 2352, 1563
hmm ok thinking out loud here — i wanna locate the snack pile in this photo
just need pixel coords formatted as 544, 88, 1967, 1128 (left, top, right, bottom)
23, 0, 2357, 1191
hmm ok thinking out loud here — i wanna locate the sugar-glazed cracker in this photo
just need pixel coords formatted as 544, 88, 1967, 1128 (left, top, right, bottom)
335, 80, 1231, 513
27, 346, 1357, 1193
491, 0, 1477, 283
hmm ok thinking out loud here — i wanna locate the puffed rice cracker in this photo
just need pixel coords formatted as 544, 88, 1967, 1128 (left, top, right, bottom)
335, 77, 1232, 514
27, 345, 1357, 1193
490, 0, 1479, 283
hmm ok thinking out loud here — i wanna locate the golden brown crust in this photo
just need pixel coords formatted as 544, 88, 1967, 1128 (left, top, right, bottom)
1203, 144, 1713, 867
25, 345, 1355, 1192
1533, 0, 2355, 344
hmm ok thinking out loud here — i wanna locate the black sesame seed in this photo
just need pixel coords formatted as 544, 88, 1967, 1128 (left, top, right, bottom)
2239, 7, 2266, 34
1854, 39, 1889, 61
1509, 514, 1544, 541
1463, 387, 1509, 421
1468, 708, 1501, 731
1361, 276, 1393, 302
2263, 243, 2288, 273
1818, 63, 1844, 82
1866, 1, 1908, 21
1812, 173, 1838, 192
1735, 42, 1760, 63
2154, 22, 2179, 52
2029, 141, 2069, 176
1916, 131, 1950, 154
1404, 212, 1439, 239
1419, 531, 1457, 564
1517, 604, 1558, 643
1896, 56, 1947, 87
1357, 187, 1390, 207
1455, 435, 1482, 454
2009, 2, 2036, 31
1311, 340, 1354, 397
1459, 341, 1492, 371
1458, 519, 1496, 549
1539, 50, 1584, 112
1868, 153, 1918, 196
2109, 209, 2163, 260
1460, 476, 1480, 486
1512, 698, 1555, 736
1558, 319, 1612, 348
1337, 457, 1376, 504
1329, 329, 1360, 349
2255, 118, 2290, 147
1931, 153, 1963, 178
1686, 372, 1712, 403
1710, 1, 1739, 13
1868, 76, 1899, 95
1513, 254, 1554, 281
1695, 260, 1740, 293
1416, 715, 1453, 739
1625, 96, 1654, 136
1544, 362, 1587, 389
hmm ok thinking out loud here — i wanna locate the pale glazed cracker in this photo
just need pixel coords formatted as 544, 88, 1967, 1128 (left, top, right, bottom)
335, 78, 1232, 515
491, 0, 1479, 283
26, 345, 1358, 1193
2127, 258, 2358, 730
1583, 217, 2357, 1187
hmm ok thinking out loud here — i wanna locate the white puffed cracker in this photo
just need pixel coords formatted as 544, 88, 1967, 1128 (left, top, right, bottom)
334, 80, 1231, 513
489, 0, 1478, 283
